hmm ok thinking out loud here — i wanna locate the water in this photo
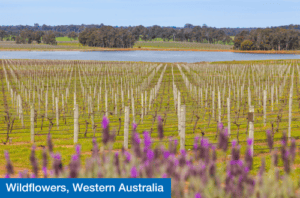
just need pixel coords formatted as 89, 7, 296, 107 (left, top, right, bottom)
1, 51, 300, 63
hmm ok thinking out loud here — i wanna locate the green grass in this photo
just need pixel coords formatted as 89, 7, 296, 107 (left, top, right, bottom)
56, 37, 78, 41
1, 59, 300, 177
134, 41, 233, 50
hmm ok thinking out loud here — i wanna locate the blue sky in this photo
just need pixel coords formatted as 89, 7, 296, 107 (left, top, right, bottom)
0, 0, 299, 28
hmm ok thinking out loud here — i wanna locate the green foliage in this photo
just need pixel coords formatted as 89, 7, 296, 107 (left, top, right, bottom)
240, 40, 254, 50
42, 31, 57, 45
79, 26, 136, 48
234, 28, 300, 51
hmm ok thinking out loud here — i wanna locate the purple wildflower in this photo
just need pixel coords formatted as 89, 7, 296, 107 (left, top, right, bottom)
124, 151, 131, 163
131, 166, 138, 178
195, 193, 202, 198
30, 145, 39, 177
47, 134, 53, 153
75, 144, 81, 156
247, 138, 253, 146
146, 149, 154, 161
133, 132, 141, 144
114, 152, 121, 176
209, 163, 216, 177
281, 132, 287, 146
143, 131, 151, 150
157, 115, 164, 140
245, 148, 253, 170
4, 151, 14, 175
201, 138, 209, 148
162, 173, 167, 178
218, 122, 224, 130
4, 174, 10, 178
102, 116, 110, 145
266, 130, 273, 151
18, 172, 22, 178
232, 139, 237, 147
92, 138, 99, 158
42, 167, 47, 178
102, 116, 109, 129
218, 128, 228, 152
132, 122, 137, 130
132, 131, 141, 157
42, 148, 47, 170
53, 153, 63, 177
69, 153, 80, 178
164, 151, 170, 159
180, 149, 186, 156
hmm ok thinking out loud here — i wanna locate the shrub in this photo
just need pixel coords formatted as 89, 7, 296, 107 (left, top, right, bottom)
240, 40, 254, 50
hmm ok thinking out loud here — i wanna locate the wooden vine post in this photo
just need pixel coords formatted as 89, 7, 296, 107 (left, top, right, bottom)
74, 104, 79, 144
124, 106, 129, 149
30, 105, 34, 143
249, 105, 254, 156
180, 105, 186, 151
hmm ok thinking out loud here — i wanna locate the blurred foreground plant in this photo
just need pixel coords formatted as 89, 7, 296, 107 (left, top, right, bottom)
3, 117, 299, 198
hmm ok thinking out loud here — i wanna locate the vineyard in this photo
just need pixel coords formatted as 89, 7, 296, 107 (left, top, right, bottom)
1, 59, 300, 173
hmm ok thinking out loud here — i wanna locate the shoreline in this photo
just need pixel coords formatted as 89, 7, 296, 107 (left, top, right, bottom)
0, 47, 300, 54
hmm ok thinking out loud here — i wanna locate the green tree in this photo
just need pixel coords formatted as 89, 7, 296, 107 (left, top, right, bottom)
68, 31, 78, 40
240, 40, 254, 50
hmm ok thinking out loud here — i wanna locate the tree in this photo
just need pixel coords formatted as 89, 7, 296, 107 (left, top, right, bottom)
240, 40, 254, 50
68, 31, 78, 40
0, 30, 8, 41
43, 31, 57, 45
233, 31, 249, 49
78, 26, 136, 48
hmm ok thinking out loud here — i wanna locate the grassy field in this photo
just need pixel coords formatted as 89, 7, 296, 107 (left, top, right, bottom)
1, 59, 300, 177
56, 36, 78, 41
2, 40, 300, 54
134, 41, 233, 50
0, 40, 233, 51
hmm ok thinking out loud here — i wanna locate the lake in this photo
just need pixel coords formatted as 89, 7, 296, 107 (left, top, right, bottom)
1, 51, 300, 63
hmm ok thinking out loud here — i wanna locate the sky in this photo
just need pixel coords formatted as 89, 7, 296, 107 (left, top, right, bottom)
0, 0, 299, 28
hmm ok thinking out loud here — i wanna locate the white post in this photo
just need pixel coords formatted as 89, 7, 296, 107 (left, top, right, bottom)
74, 92, 76, 107
131, 89, 135, 123
288, 87, 293, 138
105, 91, 108, 117
249, 105, 254, 156
218, 90, 221, 123
177, 91, 181, 135
30, 105, 34, 143
141, 93, 144, 121
271, 84, 274, 112
115, 93, 117, 115
248, 86, 251, 108
55, 97, 59, 128
212, 90, 215, 119
263, 90, 267, 127
124, 106, 129, 149
227, 98, 231, 136
180, 105, 186, 151
45, 90, 48, 118
74, 104, 79, 144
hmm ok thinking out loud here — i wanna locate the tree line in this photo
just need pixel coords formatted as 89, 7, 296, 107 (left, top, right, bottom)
127, 25, 232, 44
78, 26, 135, 48
1, 23, 300, 37
234, 28, 300, 50
15, 29, 57, 45
78, 25, 232, 48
